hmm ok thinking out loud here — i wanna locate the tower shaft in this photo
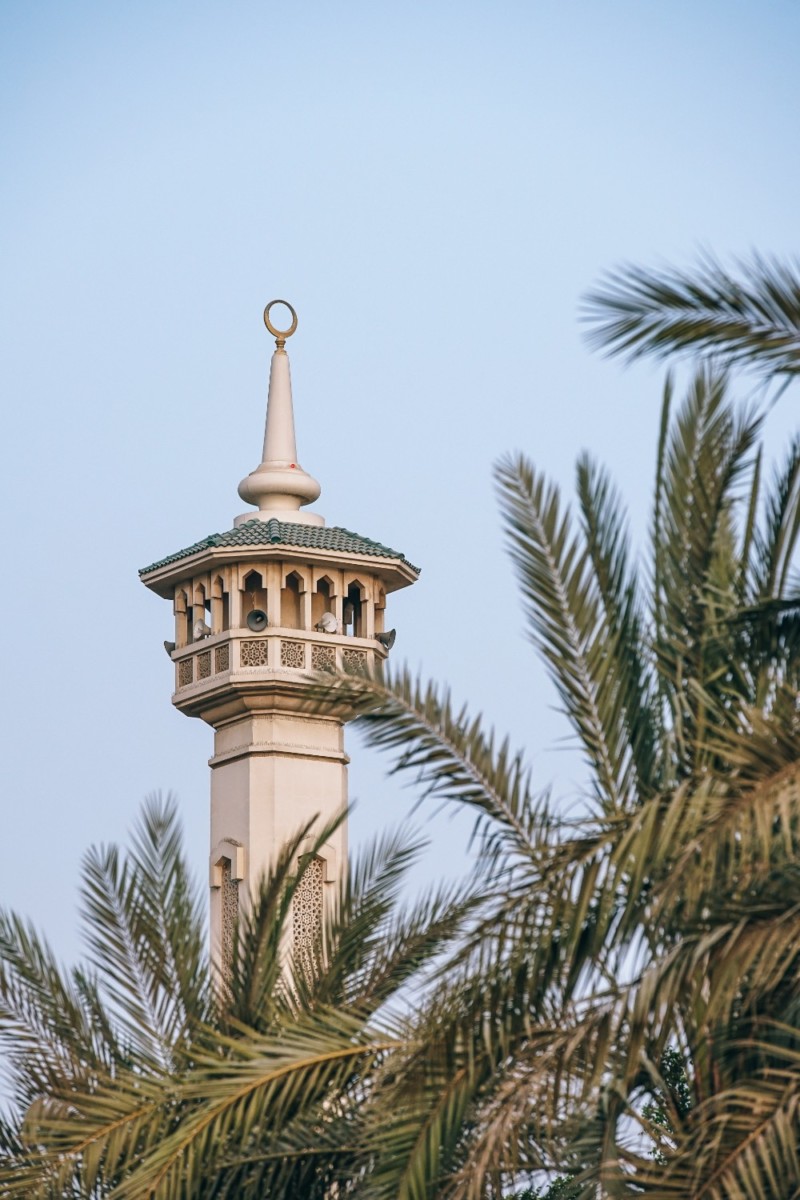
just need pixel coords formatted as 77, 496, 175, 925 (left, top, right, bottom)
209, 708, 347, 966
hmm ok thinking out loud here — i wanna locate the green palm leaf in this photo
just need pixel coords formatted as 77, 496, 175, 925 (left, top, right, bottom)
495, 452, 627, 811
79, 795, 209, 1070
583, 253, 800, 378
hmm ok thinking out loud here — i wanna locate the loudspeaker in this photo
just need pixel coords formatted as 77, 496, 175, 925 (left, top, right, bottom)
316, 611, 339, 634
246, 609, 269, 632
374, 628, 396, 651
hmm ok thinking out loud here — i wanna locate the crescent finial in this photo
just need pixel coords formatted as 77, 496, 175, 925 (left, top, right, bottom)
263, 300, 298, 350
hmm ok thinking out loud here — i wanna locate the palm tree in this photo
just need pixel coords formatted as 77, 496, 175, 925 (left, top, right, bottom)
302, 365, 800, 1197
0, 796, 472, 1197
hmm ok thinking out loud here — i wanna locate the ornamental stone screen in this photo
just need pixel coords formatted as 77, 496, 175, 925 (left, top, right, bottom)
220, 858, 239, 971
293, 855, 324, 959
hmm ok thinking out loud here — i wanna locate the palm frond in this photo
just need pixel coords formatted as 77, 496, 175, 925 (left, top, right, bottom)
576, 452, 658, 798
363, 974, 619, 1200
643, 1065, 800, 1198
583, 252, 800, 378
0, 912, 119, 1113
310, 826, 477, 1012
4, 1061, 169, 1200
495, 452, 631, 812
108, 1011, 402, 1200
650, 369, 762, 773
79, 796, 207, 1069
750, 435, 800, 603
125, 793, 209, 1042
306, 666, 543, 866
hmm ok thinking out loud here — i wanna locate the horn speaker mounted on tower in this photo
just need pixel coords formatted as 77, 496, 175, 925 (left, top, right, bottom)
374, 628, 396, 651
246, 609, 269, 632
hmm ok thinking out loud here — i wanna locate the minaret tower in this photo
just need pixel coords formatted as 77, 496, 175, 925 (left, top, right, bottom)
140, 302, 418, 963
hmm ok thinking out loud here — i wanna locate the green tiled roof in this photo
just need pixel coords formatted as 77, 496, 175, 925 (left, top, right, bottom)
140, 518, 419, 576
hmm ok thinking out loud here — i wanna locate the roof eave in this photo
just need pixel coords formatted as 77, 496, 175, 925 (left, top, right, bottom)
140, 542, 419, 599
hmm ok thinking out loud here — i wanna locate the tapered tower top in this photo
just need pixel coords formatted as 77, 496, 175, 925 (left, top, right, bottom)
140, 299, 419, 598
235, 300, 323, 528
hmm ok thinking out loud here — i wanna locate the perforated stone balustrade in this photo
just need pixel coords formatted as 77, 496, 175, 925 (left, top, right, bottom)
174, 631, 376, 690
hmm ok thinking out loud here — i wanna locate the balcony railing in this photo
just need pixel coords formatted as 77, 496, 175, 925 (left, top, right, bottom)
173, 628, 375, 691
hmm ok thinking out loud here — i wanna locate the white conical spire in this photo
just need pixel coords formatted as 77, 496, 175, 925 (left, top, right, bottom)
235, 301, 324, 528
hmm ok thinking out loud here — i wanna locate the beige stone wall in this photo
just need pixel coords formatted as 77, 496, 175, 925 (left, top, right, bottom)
208, 711, 348, 967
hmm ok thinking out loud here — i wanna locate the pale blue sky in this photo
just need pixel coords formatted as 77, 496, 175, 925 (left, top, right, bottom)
2, 1, 799, 964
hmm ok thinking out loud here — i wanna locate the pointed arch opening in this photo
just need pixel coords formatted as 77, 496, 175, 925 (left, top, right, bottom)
374, 586, 386, 635
192, 583, 209, 641
242, 570, 268, 626
312, 575, 335, 628
281, 570, 304, 629
211, 574, 230, 633
344, 580, 366, 638
174, 588, 191, 647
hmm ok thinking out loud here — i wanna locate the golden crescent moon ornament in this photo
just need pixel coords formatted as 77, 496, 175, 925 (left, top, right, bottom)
264, 300, 298, 347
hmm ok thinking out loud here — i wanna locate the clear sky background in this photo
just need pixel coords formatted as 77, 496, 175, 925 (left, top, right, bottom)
2, 0, 799, 965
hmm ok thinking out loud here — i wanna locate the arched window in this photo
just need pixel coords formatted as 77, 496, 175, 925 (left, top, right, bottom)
174, 588, 191, 647
210, 839, 244, 982
374, 586, 386, 635
344, 581, 365, 638
211, 574, 230, 632
312, 576, 334, 628
242, 571, 268, 625
281, 571, 303, 629
192, 583, 209, 641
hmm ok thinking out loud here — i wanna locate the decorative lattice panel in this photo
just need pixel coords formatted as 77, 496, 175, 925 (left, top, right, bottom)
311, 644, 336, 671
293, 855, 324, 958
342, 648, 368, 675
178, 658, 193, 687
215, 643, 230, 673
197, 650, 211, 680
241, 639, 269, 667
281, 640, 305, 669
221, 858, 239, 972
